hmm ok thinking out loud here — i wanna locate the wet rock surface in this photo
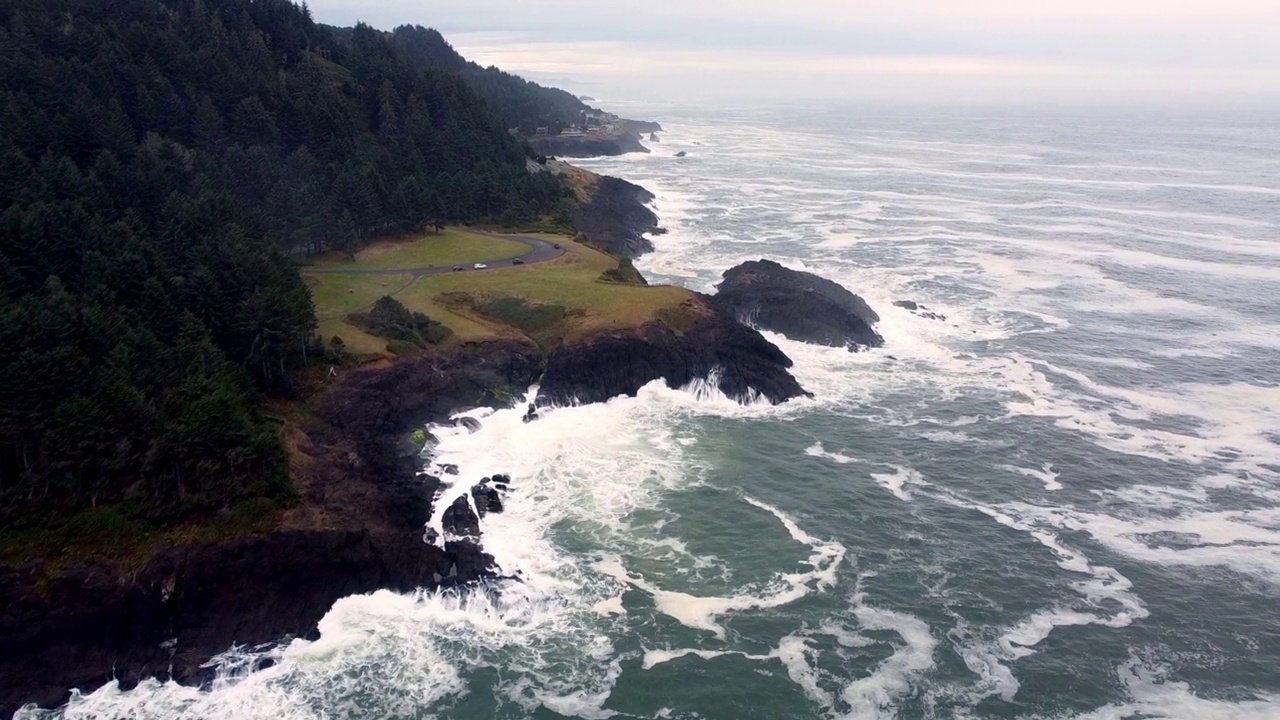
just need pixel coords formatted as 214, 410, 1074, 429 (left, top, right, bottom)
713, 259, 884, 350
895, 299, 947, 321
539, 297, 808, 406
572, 176, 660, 259
0, 341, 543, 716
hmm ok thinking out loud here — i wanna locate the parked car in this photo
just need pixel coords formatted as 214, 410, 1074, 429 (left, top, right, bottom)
473, 263, 487, 269
553, 243, 562, 250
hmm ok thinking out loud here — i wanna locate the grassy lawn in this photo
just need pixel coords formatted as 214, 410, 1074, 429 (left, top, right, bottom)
310, 229, 527, 270
307, 273, 414, 319
397, 238, 691, 344
303, 230, 694, 357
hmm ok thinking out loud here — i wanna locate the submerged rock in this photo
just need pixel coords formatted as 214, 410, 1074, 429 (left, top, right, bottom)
895, 299, 947, 321
456, 416, 481, 433
712, 259, 884, 350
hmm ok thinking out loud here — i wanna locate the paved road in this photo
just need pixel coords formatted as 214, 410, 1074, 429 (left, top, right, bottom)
301, 232, 566, 277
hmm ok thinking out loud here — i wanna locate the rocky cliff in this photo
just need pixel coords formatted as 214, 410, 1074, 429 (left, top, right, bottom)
0, 342, 543, 716
712, 260, 884, 350
539, 297, 808, 406
572, 176, 660, 259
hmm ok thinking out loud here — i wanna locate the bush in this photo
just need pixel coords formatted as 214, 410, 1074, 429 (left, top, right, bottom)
483, 297, 566, 332
350, 296, 452, 349
598, 258, 648, 285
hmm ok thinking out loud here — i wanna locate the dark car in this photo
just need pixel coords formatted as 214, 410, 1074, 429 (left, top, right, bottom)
512, 258, 524, 265
453, 265, 464, 271
553, 243, 562, 250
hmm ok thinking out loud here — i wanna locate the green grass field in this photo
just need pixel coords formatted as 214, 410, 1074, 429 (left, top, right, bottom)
310, 229, 527, 270
302, 228, 693, 357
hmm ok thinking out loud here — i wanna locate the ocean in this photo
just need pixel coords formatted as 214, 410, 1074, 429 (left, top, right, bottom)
23, 102, 1280, 719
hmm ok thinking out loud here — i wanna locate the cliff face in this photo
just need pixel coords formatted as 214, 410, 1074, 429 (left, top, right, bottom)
0, 341, 543, 716
529, 129, 649, 158
712, 260, 885, 350
539, 297, 808, 406
572, 176, 660, 259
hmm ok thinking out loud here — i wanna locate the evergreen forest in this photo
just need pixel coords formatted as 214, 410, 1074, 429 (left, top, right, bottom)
0, 0, 575, 532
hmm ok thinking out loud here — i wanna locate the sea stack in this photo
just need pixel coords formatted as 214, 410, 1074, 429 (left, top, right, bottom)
712, 260, 884, 350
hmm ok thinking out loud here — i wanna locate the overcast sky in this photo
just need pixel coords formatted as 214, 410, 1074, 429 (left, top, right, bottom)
305, 0, 1280, 104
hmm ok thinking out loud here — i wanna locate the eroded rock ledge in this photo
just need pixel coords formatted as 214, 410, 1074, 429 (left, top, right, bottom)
538, 297, 808, 406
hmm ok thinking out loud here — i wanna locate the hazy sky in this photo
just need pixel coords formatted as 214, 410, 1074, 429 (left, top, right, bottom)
306, 0, 1280, 104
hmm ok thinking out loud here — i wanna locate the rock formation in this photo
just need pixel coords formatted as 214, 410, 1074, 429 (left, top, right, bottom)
571, 176, 660, 258
712, 260, 884, 350
894, 300, 947, 321
538, 298, 808, 406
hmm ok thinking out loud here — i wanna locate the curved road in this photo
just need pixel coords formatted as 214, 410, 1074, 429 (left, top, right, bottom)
301, 232, 566, 277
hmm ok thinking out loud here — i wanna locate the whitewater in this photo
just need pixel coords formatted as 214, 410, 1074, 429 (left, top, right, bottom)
21, 102, 1280, 719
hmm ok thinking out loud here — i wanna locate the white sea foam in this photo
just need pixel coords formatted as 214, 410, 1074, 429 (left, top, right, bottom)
1003, 463, 1064, 491
1074, 659, 1280, 720
596, 496, 844, 640
836, 583, 940, 718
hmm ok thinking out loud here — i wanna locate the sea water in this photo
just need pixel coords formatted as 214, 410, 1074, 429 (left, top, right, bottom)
23, 102, 1280, 719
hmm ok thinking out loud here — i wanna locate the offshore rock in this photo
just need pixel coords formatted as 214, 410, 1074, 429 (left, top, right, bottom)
539, 297, 807, 406
713, 259, 884, 350
895, 299, 947, 321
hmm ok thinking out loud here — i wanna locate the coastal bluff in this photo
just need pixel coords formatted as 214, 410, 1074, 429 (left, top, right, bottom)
0, 187, 887, 718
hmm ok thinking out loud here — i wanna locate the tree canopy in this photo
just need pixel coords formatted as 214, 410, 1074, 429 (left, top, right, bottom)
389, 25, 600, 134
0, 0, 571, 529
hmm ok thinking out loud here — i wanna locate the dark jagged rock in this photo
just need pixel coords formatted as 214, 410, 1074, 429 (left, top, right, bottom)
572, 176, 658, 259
539, 298, 808, 406
713, 260, 884, 350
442, 539, 497, 585
522, 403, 539, 423
471, 482, 504, 516
442, 496, 481, 538
491, 474, 512, 489
457, 416, 481, 433
0, 341, 543, 716
440, 463, 460, 475
895, 300, 946, 321
622, 119, 664, 135
675, 151, 687, 158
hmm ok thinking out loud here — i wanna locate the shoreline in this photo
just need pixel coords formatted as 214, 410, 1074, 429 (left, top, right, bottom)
1, 155, 874, 715
0, 166, 686, 715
